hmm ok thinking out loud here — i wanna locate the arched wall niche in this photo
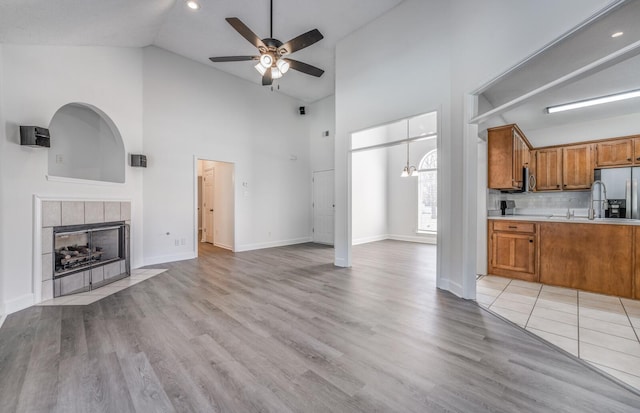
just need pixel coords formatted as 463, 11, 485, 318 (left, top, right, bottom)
48, 103, 125, 183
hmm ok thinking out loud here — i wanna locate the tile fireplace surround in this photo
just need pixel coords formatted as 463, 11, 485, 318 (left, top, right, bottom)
39, 200, 131, 302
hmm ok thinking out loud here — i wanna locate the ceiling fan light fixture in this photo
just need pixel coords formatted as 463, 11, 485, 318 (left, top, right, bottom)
259, 54, 273, 68
271, 67, 283, 79
401, 167, 410, 178
255, 62, 267, 75
186, 1, 200, 10
276, 59, 290, 74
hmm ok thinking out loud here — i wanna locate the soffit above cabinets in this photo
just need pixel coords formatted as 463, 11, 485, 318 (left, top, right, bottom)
475, 0, 640, 141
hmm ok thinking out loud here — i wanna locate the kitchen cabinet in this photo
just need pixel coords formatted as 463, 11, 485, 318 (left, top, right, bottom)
595, 139, 633, 167
635, 227, 640, 300
538, 222, 633, 298
534, 148, 562, 191
562, 144, 594, 190
488, 220, 537, 281
633, 137, 640, 164
488, 124, 531, 191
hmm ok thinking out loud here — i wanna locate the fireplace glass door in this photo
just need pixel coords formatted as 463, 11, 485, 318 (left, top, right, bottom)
53, 221, 129, 297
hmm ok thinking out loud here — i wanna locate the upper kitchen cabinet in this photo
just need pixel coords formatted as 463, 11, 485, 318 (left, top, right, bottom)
534, 148, 562, 191
562, 144, 594, 190
633, 137, 640, 163
595, 139, 633, 167
488, 124, 531, 190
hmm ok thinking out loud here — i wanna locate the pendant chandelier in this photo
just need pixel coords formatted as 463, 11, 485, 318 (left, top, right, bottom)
401, 140, 418, 177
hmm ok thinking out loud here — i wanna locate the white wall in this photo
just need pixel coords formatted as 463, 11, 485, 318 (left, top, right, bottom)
335, 0, 613, 296
526, 112, 640, 147
352, 148, 387, 244
335, 0, 452, 269
0, 44, 5, 313
142, 46, 311, 262
308, 95, 335, 173
0, 45, 144, 313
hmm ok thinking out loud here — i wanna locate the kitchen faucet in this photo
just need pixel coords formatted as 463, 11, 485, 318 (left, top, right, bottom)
588, 180, 607, 220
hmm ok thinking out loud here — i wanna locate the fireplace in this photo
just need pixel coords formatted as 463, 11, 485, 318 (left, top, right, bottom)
52, 221, 130, 297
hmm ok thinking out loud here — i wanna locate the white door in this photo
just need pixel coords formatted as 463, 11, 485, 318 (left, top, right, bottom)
313, 170, 335, 245
203, 167, 215, 243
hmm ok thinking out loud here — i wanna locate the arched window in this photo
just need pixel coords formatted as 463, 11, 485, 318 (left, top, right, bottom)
418, 149, 437, 233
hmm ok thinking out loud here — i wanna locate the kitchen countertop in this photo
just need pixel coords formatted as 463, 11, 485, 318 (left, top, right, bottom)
488, 215, 640, 226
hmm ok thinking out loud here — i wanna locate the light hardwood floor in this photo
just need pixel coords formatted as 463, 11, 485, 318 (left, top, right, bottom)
1, 240, 640, 412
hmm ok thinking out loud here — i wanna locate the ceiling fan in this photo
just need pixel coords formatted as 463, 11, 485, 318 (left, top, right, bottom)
209, 0, 325, 86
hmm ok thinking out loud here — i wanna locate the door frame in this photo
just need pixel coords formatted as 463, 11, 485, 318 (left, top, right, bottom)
193, 156, 236, 256
202, 165, 215, 243
313, 169, 335, 246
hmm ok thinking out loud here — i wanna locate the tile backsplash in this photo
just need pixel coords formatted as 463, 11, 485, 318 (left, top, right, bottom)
487, 189, 591, 216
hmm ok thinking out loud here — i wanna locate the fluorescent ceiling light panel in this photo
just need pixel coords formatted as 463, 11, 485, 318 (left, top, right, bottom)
546, 89, 640, 114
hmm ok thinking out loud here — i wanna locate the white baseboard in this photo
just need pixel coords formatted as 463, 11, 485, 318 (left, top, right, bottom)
444, 280, 464, 298
334, 257, 349, 267
213, 242, 233, 251
351, 234, 387, 246
235, 237, 312, 252
144, 251, 196, 266
388, 234, 436, 244
3, 293, 35, 315
353, 233, 437, 246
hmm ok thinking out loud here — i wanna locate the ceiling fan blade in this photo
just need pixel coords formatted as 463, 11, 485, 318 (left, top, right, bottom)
278, 29, 324, 55
262, 70, 273, 86
284, 59, 324, 77
226, 17, 267, 50
209, 56, 259, 62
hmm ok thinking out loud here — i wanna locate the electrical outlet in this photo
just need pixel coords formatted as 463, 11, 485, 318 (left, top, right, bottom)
174, 239, 179, 246
56, 154, 63, 164
180, 238, 185, 245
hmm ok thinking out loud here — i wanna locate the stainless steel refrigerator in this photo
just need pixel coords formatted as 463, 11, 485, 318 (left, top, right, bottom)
594, 167, 640, 219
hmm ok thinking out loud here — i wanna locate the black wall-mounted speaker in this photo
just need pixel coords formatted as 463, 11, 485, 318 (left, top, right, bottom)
299, 106, 306, 115
20, 126, 50, 148
130, 154, 147, 168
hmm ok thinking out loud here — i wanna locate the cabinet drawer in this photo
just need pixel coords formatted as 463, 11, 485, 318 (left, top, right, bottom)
492, 221, 535, 233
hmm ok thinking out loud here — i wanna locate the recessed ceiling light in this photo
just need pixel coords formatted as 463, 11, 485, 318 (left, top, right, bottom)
611, 31, 624, 38
186, 1, 200, 10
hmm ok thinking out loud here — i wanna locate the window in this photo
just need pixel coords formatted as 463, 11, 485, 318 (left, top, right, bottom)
418, 149, 437, 233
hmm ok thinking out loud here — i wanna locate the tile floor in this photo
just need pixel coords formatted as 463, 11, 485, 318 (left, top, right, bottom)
477, 275, 640, 390
38, 268, 167, 306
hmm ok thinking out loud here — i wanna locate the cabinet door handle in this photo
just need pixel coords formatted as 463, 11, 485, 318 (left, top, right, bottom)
628, 158, 632, 161
508, 226, 517, 229
636, 157, 640, 161
529, 239, 534, 243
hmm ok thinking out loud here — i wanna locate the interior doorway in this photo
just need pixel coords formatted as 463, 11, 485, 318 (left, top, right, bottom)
350, 111, 439, 247
196, 159, 235, 254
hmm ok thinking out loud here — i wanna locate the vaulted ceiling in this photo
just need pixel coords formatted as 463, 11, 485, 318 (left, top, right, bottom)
0, 0, 405, 102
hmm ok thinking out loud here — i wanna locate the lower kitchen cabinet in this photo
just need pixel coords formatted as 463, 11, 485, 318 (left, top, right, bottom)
538, 223, 633, 298
488, 219, 640, 298
635, 227, 640, 300
488, 221, 537, 281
